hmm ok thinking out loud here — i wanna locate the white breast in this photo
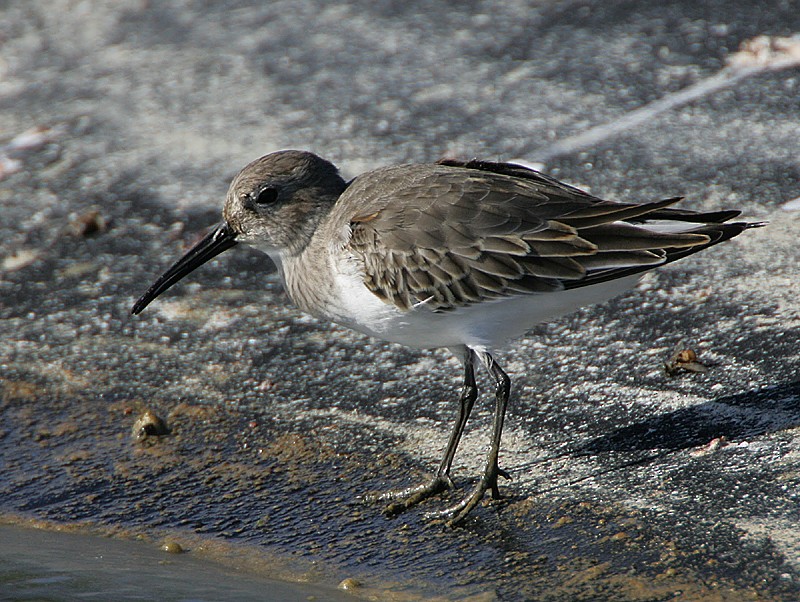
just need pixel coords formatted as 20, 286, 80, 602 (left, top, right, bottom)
323, 251, 407, 338
318, 251, 641, 351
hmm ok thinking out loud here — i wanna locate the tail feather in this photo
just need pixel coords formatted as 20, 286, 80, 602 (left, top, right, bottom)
631, 207, 743, 224
564, 217, 765, 290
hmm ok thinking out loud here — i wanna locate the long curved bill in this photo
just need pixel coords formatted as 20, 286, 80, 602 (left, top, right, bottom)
131, 222, 238, 315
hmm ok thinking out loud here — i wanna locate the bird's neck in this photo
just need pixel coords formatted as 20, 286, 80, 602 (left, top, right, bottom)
274, 240, 337, 319
267, 191, 357, 319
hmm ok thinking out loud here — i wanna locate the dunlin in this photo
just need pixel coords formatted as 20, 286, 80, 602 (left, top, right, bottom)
132, 150, 761, 525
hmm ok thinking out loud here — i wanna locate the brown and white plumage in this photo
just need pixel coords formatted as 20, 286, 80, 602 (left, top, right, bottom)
132, 150, 762, 526
344, 158, 748, 313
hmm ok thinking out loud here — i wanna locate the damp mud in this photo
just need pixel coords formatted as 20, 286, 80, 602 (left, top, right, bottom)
1, 1, 800, 600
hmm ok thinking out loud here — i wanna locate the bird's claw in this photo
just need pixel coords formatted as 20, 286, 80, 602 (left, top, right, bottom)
430, 465, 512, 526
371, 474, 455, 516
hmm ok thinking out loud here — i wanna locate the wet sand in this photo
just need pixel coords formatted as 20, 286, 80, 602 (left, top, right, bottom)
1, 1, 799, 600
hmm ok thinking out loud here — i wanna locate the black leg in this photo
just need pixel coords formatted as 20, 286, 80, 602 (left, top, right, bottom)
435, 347, 478, 478
443, 351, 512, 526
377, 348, 479, 514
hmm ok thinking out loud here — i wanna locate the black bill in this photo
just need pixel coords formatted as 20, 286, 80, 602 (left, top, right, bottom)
131, 222, 238, 315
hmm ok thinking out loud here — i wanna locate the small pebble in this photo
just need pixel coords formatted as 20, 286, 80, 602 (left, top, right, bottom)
161, 541, 184, 554
68, 209, 108, 237
132, 410, 169, 442
338, 577, 361, 590
664, 347, 707, 376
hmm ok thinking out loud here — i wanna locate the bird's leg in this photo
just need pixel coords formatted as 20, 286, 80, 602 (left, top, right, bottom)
440, 351, 512, 526
379, 348, 478, 515
434, 348, 478, 481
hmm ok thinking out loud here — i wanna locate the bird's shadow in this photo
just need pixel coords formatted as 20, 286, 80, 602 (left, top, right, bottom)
578, 379, 800, 455
507, 380, 800, 498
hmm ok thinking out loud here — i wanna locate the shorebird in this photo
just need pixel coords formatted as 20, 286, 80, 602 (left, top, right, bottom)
132, 150, 761, 525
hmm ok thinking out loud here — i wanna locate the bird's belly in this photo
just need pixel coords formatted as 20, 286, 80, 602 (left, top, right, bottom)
323, 267, 640, 350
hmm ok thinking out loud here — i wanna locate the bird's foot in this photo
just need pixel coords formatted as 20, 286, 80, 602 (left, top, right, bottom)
370, 474, 455, 516
429, 465, 512, 527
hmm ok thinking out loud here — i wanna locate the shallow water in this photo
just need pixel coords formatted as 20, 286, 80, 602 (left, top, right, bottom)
0, 524, 352, 602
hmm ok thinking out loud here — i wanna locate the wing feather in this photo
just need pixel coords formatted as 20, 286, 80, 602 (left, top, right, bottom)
339, 160, 754, 312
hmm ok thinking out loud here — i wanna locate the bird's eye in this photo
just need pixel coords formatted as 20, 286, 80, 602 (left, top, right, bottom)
254, 186, 278, 205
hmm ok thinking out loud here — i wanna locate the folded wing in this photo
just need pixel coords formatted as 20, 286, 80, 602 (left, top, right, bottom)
345, 159, 757, 312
